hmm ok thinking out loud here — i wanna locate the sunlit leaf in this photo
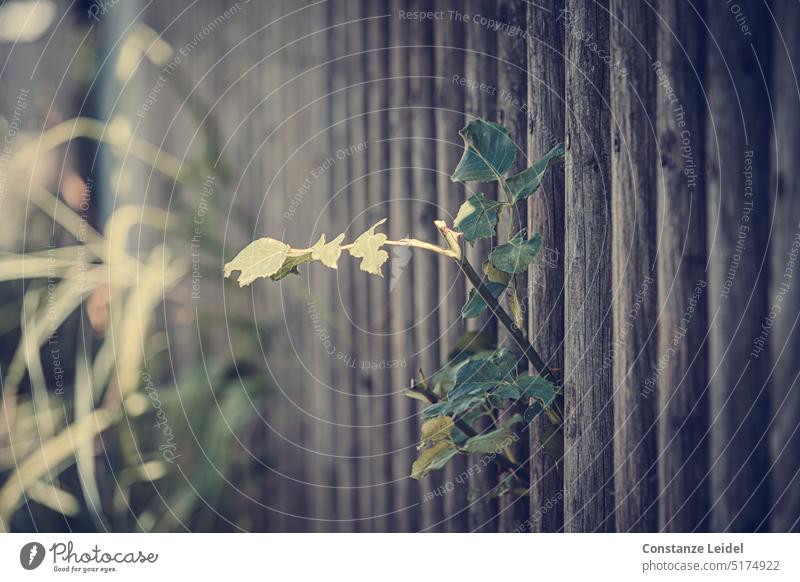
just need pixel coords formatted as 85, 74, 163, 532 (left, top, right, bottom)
451, 119, 517, 182
411, 440, 457, 480
507, 286, 524, 329
420, 416, 455, 442
223, 238, 290, 286
310, 233, 346, 269
489, 230, 542, 274
506, 143, 565, 201
349, 218, 389, 276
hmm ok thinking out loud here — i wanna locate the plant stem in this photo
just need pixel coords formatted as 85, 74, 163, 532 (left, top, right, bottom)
458, 259, 558, 384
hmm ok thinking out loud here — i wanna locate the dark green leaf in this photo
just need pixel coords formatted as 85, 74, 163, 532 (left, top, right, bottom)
461, 282, 506, 319
454, 193, 504, 242
489, 230, 543, 274
270, 253, 312, 281
506, 143, 565, 201
451, 119, 516, 182
450, 358, 504, 398
516, 375, 557, 408
491, 384, 521, 401
462, 426, 515, 454
489, 348, 519, 380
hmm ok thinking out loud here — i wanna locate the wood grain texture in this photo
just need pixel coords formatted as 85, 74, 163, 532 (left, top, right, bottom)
527, 0, 566, 534
609, 0, 658, 532
329, 1, 358, 532
433, 0, 470, 533
366, 2, 394, 533
563, 0, 615, 533
654, 0, 710, 533
344, 0, 374, 531
496, 0, 530, 533
389, 0, 420, 533
463, 0, 499, 533
408, 0, 443, 532
705, 0, 772, 532
768, 0, 800, 533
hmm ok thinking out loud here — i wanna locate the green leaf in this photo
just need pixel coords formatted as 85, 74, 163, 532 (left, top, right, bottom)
462, 282, 506, 319
482, 260, 511, 285
489, 348, 519, 380
271, 254, 310, 281
420, 416, 455, 442
411, 440, 458, 480
224, 238, 290, 286
310, 233, 346, 269
454, 193, 504, 242
516, 375, 557, 408
462, 426, 515, 454
489, 230, 542, 274
492, 384, 522, 401
451, 119, 517, 182
506, 143, 565, 201
450, 358, 504, 398
349, 218, 389, 276
507, 286, 524, 329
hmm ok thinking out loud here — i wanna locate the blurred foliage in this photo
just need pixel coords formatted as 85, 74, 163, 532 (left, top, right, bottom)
0, 22, 276, 532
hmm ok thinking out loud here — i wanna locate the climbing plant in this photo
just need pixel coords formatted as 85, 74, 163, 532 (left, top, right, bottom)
225, 118, 564, 487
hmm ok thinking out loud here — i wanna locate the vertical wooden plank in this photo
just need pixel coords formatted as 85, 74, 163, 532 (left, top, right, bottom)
563, 0, 614, 532
496, 0, 530, 533
263, 2, 293, 532
706, 0, 772, 532
307, 0, 336, 532
389, 0, 420, 533
654, 0, 710, 533
463, 0, 499, 533
433, 0, 470, 533
768, 0, 800, 533
366, 3, 393, 533
344, 0, 373, 532
609, 0, 658, 532
527, 0, 566, 533
408, 0, 443, 532
329, 2, 358, 532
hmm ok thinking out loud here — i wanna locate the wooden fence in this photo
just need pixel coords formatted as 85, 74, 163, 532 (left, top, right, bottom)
11, 0, 796, 532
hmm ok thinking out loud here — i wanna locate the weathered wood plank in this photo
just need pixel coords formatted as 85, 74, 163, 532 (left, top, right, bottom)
768, 0, 800, 533
433, 0, 470, 533
389, 0, 420, 533
463, 0, 499, 533
344, 0, 374, 532
609, 0, 658, 532
705, 0, 772, 532
407, 0, 444, 532
654, 0, 710, 533
496, 0, 530, 533
563, 0, 614, 533
366, 3, 393, 533
329, 1, 358, 532
527, 0, 566, 534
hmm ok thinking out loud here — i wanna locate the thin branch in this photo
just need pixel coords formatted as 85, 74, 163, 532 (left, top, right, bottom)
434, 221, 560, 385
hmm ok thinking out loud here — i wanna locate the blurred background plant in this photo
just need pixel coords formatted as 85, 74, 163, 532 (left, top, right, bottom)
0, 8, 277, 532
